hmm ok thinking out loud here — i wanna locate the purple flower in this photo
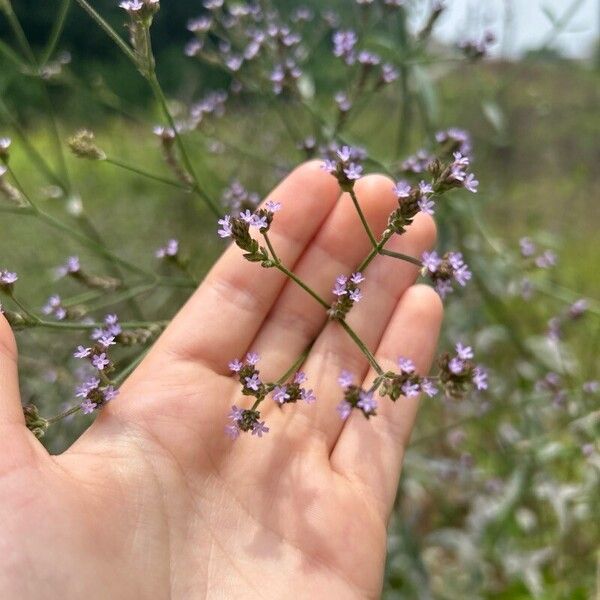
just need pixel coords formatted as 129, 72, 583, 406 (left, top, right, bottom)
229, 358, 243, 372
418, 181, 433, 195
244, 373, 261, 391
92, 353, 110, 371
519, 237, 536, 258
332, 30, 357, 61
273, 385, 290, 405
73, 345, 91, 359
344, 163, 363, 180
472, 367, 488, 390
217, 215, 233, 238
336, 145, 352, 163
418, 197, 436, 215
464, 173, 479, 193
401, 381, 420, 398
103, 386, 119, 402
245, 352, 260, 365
56, 256, 80, 278
421, 379, 439, 397
583, 381, 599, 394
455, 343, 474, 360
80, 399, 97, 415
568, 299, 588, 319
337, 400, 352, 420
105, 314, 119, 325
333, 280, 348, 296
421, 251, 441, 273
382, 63, 399, 83
301, 388, 316, 404
0, 270, 18, 285
535, 250, 557, 269
155, 239, 179, 259
338, 370, 354, 388
393, 180, 411, 199
349, 289, 362, 302
265, 200, 281, 213
449, 357, 464, 374
454, 264, 472, 287
239, 209, 254, 224
251, 421, 269, 437
350, 272, 365, 284
357, 391, 377, 415
252, 214, 268, 230
75, 377, 100, 398
98, 335, 116, 348
321, 159, 337, 174
228, 405, 244, 422
398, 357, 416, 373
293, 371, 307, 384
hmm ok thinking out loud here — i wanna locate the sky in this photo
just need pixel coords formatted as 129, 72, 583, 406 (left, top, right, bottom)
430, 0, 599, 58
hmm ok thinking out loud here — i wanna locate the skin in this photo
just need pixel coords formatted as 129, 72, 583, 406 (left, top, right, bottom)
0, 162, 442, 599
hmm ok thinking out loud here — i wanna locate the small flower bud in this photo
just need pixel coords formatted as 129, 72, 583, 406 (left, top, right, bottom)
67, 129, 106, 160
23, 404, 49, 439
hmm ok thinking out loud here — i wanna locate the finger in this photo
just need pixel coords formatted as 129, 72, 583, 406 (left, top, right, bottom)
279, 212, 436, 441
0, 314, 23, 427
150, 161, 341, 372
330, 285, 443, 519
250, 174, 398, 383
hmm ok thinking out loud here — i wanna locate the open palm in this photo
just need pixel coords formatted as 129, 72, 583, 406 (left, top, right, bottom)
0, 162, 442, 599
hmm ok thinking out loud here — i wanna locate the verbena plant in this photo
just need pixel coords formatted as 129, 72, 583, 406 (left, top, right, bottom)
0, 0, 597, 597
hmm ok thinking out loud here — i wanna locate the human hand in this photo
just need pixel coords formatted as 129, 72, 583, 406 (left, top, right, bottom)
0, 162, 441, 599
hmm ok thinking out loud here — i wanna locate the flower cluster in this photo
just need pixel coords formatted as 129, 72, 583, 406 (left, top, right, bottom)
389, 179, 437, 232
437, 343, 488, 397
217, 201, 281, 263
272, 371, 316, 405
421, 250, 472, 298
76, 377, 119, 415
155, 239, 179, 259
336, 371, 378, 420
226, 352, 269, 438
0, 269, 18, 292
321, 145, 364, 190
435, 127, 473, 157
221, 180, 261, 216
546, 298, 588, 341
329, 272, 365, 320
54, 255, 120, 290
379, 357, 439, 402
519, 237, 557, 269
42, 294, 68, 321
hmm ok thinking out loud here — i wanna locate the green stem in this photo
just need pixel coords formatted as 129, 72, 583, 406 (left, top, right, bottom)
380, 248, 422, 267
273, 263, 330, 309
46, 404, 81, 424
73, 0, 137, 64
104, 157, 188, 190
338, 320, 383, 375
276, 345, 312, 385
263, 232, 280, 263
36, 319, 168, 331
348, 187, 378, 248
41, 0, 72, 65
146, 74, 221, 217
8, 294, 41, 323
1, 1, 37, 63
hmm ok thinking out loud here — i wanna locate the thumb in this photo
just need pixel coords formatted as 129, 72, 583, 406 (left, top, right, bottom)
0, 313, 24, 427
